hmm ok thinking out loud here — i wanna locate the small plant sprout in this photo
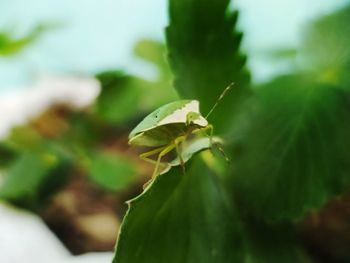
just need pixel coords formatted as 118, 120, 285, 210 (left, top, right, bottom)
128, 83, 233, 180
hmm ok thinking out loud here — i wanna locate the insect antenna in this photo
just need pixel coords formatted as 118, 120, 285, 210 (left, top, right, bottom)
205, 82, 234, 119
213, 143, 231, 163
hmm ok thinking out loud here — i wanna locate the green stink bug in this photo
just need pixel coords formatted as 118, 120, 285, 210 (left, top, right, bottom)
128, 84, 232, 179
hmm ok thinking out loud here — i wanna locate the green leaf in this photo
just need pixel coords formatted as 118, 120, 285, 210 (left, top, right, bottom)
0, 146, 72, 209
0, 142, 17, 168
166, 0, 251, 134
95, 71, 142, 123
133, 40, 179, 108
243, 220, 307, 263
0, 23, 51, 56
95, 40, 178, 124
134, 40, 170, 76
89, 151, 137, 191
113, 156, 244, 263
301, 5, 350, 86
7, 126, 43, 150
230, 75, 350, 221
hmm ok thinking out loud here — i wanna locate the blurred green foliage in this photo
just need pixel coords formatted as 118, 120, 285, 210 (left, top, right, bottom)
88, 151, 137, 191
0, 39, 175, 211
114, 2, 350, 263
242, 220, 305, 263
301, 5, 350, 87
231, 75, 350, 221
96, 40, 178, 124
0, 145, 72, 209
0, 143, 17, 168
96, 72, 142, 124
0, 24, 51, 56
0, 1, 350, 263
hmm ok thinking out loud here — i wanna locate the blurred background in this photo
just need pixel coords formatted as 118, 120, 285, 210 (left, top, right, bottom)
0, 0, 349, 262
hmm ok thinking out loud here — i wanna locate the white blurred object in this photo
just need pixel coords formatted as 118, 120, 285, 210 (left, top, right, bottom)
0, 75, 100, 139
52, 253, 114, 263
0, 202, 113, 263
0, 202, 69, 262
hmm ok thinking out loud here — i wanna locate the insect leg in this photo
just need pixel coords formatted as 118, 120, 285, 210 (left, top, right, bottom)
174, 136, 187, 175
139, 146, 167, 165
206, 124, 214, 147
192, 124, 214, 145
153, 143, 177, 178
193, 125, 230, 162
206, 125, 231, 162
213, 144, 231, 163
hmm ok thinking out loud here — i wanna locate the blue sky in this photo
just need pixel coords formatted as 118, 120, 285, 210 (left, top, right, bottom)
0, 0, 348, 92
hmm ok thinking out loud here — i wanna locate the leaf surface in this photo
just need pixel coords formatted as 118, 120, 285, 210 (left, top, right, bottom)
0, 145, 72, 209
301, 5, 350, 86
243, 220, 306, 263
89, 151, 137, 191
166, 0, 251, 134
95, 40, 178, 124
113, 156, 244, 263
230, 75, 350, 221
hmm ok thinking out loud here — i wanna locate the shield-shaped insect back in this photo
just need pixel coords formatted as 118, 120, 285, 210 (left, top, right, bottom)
128, 83, 233, 182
